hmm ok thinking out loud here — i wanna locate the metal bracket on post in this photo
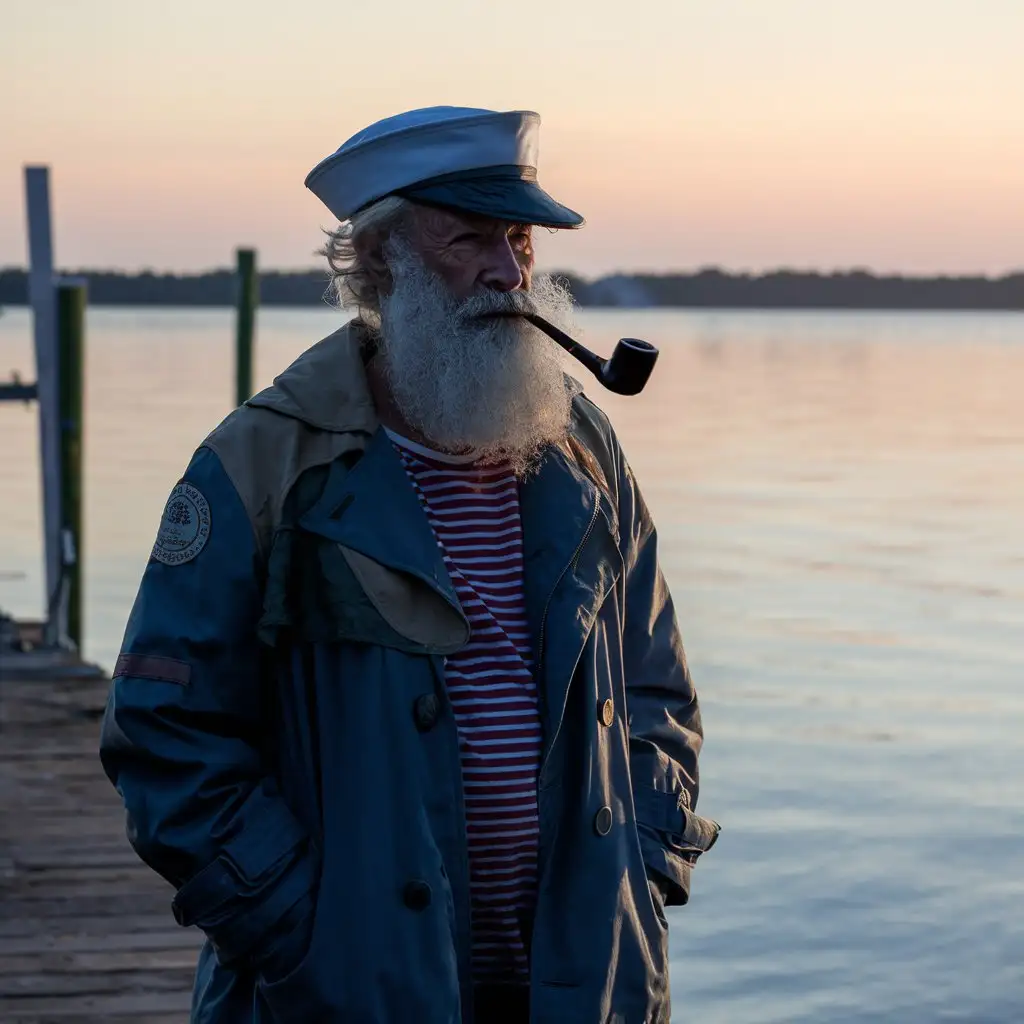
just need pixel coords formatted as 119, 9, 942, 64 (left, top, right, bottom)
0, 373, 39, 403
54, 527, 77, 651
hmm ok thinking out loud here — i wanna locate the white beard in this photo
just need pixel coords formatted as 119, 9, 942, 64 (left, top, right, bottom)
376, 239, 578, 477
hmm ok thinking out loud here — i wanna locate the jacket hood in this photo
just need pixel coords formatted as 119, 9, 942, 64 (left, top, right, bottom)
245, 320, 379, 435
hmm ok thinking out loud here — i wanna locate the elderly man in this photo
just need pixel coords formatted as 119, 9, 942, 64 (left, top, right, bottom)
100, 106, 718, 1024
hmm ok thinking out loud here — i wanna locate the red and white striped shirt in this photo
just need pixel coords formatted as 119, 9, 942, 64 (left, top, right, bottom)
387, 428, 541, 982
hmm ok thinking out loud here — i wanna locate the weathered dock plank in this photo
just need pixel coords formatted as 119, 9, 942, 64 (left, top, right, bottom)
0, 990, 192, 1019
1, 624, 201, 1022
0, 930, 202, 960
0, 908, 182, 940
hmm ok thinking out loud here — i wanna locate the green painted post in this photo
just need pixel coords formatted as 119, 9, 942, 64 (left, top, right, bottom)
56, 281, 86, 651
235, 248, 258, 406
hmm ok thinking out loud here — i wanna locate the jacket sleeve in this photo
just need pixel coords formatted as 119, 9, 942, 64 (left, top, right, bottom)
618, 455, 720, 907
99, 444, 316, 975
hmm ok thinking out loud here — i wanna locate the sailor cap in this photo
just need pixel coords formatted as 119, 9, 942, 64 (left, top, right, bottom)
305, 106, 583, 228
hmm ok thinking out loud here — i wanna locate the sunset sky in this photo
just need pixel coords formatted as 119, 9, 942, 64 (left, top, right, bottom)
2, 0, 1023, 277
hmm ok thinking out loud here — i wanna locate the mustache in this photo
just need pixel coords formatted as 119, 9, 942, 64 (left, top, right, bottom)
453, 288, 537, 324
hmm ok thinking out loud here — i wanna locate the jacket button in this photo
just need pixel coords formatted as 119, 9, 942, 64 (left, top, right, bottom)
413, 693, 440, 732
599, 698, 615, 727
594, 806, 613, 836
403, 879, 432, 911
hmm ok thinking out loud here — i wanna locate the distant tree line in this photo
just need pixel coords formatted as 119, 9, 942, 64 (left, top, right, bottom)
579, 269, 1024, 309
1, 266, 1023, 310
0, 269, 334, 307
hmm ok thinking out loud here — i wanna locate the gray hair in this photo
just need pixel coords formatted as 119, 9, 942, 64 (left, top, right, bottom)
318, 195, 414, 325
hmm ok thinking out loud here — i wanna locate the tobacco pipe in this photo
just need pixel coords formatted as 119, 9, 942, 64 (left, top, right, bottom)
482, 311, 659, 395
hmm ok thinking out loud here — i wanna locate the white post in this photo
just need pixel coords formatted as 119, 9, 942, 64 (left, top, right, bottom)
24, 166, 62, 640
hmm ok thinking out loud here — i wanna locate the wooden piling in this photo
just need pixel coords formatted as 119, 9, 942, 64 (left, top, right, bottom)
234, 248, 257, 406
24, 166, 62, 630
56, 281, 86, 651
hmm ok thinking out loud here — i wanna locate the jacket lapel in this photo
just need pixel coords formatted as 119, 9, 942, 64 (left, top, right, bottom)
520, 440, 621, 759
299, 426, 470, 650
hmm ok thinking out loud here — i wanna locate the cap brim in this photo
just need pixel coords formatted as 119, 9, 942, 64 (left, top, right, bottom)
396, 170, 584, 229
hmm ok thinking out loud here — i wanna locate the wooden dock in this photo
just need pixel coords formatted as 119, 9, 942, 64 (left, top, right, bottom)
0, 619, 201, 1022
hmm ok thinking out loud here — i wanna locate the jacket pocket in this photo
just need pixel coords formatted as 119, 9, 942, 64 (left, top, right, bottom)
171, 810, 315, 967
256, 880, 336, 1023
634, 787, 720, 906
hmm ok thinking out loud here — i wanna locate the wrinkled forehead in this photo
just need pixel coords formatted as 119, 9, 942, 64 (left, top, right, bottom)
408, 201, 528, 239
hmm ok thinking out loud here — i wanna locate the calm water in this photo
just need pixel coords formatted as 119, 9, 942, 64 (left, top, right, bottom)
2, 307, 1022, 1022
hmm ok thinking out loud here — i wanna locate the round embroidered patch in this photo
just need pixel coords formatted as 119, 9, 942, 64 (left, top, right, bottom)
152, 482, 212, 566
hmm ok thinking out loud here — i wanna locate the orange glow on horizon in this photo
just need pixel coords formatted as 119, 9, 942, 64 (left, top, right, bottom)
2, 0, 1023, 276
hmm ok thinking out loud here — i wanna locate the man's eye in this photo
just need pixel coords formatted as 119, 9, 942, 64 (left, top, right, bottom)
449, 233, 479, 245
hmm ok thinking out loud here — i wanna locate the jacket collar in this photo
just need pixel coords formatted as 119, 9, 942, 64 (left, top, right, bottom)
245, 319, 379, 435
300, 425, 462, 612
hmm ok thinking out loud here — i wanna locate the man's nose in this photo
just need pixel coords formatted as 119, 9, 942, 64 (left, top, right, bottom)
479, 236, 524, 292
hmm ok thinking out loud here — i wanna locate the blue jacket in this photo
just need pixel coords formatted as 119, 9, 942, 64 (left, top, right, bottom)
100, 324, 719, 1023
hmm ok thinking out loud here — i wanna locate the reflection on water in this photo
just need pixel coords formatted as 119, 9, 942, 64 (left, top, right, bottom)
2, 308, 1022, 1022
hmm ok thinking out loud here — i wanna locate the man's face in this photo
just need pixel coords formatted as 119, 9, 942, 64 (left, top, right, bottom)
406, 205, 534, 299
374, 207, 576, 475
